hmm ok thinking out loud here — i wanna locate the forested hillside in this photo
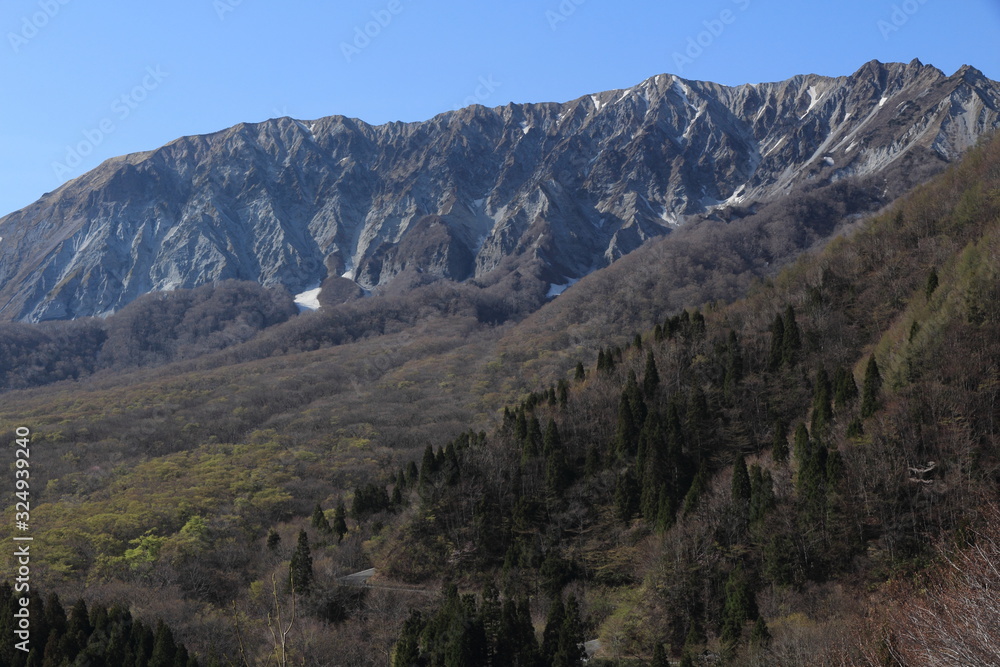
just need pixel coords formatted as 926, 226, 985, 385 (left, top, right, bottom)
366, 133, 1000, 664
0, 582, 202, 666
2, 133, 999, 665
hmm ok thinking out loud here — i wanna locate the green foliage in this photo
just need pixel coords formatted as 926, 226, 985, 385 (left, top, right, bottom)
408, 585, 536, 667
861, 356, 882, 418
720, 566, 759, 645
150, 620, 178, 667
832, 366, 858, 408
557, 379, 570, 407
553, 594, 587, 667
353, 483, 391, 518
393, 610, 423, 667
615, 470, 639, 522
793, 423, 810, 468
597, 348, 616, 374
651, 642, 669, 667
496, 598, 539, 666
614, 375, 647, 459
925, 267, 939, 300
749, 465, 775, 525
123, 531, 166, 569
811, 367, 833, 435
782, 305, 801, 367
289, 530, 313, 595
750, 617, 771, 647
311, 504, 332, 534
332, 501, 348, 543
8, 127, 1000, 667
643, 350, 660, 396
540, 599, 564, 663
681, 465, 707, 516
266, 528, 280, 550
0, 582, 197, 667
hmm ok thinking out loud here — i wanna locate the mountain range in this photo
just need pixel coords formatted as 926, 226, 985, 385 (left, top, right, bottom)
1, 59, 998, 322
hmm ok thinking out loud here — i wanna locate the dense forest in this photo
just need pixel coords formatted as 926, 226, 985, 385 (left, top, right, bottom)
0, 281, 298, 390
0, 581, 202, 666
0, 133, 998, 665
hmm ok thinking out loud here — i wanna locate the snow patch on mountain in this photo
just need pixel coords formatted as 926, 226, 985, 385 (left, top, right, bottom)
547, 278, 579, 298
294, 286, 322, 311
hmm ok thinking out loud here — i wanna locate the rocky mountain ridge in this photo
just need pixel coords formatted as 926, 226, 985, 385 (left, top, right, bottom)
1, 59, 998, 321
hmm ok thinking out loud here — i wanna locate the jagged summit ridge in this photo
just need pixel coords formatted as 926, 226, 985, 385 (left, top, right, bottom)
1, 60, 998, 321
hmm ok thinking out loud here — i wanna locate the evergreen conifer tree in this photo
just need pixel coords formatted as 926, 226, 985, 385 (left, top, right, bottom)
832, 366, 858, 408
524, 417, 543, 460
311, 504, 331, 534
614, 470, 638, 522
545, 447, 572, 496
749, 466, 775, 525
44, 593, 67, 639
543, 419, 561, 455
497, 599, 538, 666
266, 528, 280, 549
541, 598, 566, 664
861, 356, 882, 418
682, 465, 708, 515
651, 643, 669, 667
750, 617, 771, 647
781, 305, 801, 366
643, 350, 660, 396
811, 368, 833, 435
419, 445, 438, 491
720, 566, 759, 645
332, 501, 348, 543
614, 392, 638, 459
690, 310, 706, 339
771, 420, 789, 464
925, 267, 939, 299
553, 594, 586, 667
393, 610, 424, 667
793, 423, 810, 467
149, 620, 177, 667
655, 491, 676, 533
289, 530, 313, 595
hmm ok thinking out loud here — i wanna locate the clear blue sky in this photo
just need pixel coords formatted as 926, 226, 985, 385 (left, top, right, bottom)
2, 0, 998, 218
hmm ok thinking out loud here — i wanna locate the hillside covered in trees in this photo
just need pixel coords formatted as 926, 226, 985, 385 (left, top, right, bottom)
359, 133, 1000, 665
2, 133, 999, 665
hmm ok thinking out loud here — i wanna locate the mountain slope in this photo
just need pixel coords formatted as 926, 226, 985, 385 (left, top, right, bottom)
1, 60, 998, 322
1, 131, 998, 667
368, 130, 1000, 665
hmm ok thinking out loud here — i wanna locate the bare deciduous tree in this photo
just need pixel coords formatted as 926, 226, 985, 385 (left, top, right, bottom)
881, 505, 1000, 666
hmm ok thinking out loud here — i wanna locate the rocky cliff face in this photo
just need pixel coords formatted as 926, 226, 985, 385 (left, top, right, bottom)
1, 59, 998, 321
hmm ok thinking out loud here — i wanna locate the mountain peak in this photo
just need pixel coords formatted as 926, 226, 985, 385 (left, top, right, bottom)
955, 63, 988, 83
1, 63, 999, 321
